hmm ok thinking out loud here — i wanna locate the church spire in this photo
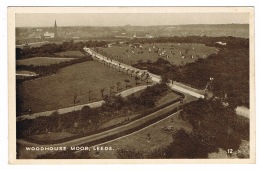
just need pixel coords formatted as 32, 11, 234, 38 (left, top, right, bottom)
54, 20, 58, 39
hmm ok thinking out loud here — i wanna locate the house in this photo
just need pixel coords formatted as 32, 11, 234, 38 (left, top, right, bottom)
43, 32, 55, 38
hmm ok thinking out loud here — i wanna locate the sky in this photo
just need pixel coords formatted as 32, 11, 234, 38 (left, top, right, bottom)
16, 13, 249, 27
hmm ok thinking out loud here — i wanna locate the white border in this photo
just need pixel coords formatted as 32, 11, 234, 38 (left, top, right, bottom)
1, 1, 259, 170
8, 6, 255, 165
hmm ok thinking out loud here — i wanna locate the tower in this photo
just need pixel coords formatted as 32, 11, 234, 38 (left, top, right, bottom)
54, 20, 58, 39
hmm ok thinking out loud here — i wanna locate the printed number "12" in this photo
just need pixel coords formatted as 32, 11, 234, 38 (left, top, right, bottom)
227, 149, 233, 154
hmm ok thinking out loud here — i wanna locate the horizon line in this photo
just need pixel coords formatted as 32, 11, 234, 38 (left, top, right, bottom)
16, 23, 249, 28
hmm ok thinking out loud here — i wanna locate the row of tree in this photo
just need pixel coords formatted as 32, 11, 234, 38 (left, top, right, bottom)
102, 82, 169, 111
16, 40, 107, 60
134, 47, 249, 108
17, 82, 170, 140
130, 36, 249, 49
16, 55, 93, 80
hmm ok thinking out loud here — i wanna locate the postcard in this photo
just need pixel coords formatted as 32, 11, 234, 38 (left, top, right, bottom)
8, 7, 255, 164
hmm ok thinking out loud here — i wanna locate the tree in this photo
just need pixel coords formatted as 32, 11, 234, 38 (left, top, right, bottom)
73, 94, 79, 111
118, 63, 121, 72
48, 111, 60, 132
81, 105, 91, 114
116, 82, 121, 91
131, 70, 135, 77
135, 77, 140, 86
124, 79, 130, 88
140, 72, 146, 81
135, 71, 140, 78
102, 95, 125, 111
126, 69, 130, 75
110, 86, 115, 96
100, 88, 105, 99
160, 74, 169, 84
88, 90, 92, 102
165, 129, 217, 158
145, 73, 151, 85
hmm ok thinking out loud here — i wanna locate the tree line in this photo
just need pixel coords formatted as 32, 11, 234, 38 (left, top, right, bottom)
16, 55, 93, 82
16, 40, 107, 60
134, 47, 249, 108
17, 82, 174, 141
130, 36, 249, 49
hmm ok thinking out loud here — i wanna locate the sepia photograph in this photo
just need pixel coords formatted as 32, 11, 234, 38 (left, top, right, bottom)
8, 7, 255, 164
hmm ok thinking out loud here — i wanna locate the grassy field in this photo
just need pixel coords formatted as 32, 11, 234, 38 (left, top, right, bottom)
28, 131, 75, 142
87, 111, 192, 159
98, 91, 180, 130
54, 50, 86, 58
155, 92, 180, 106
17, 61, 146, 113
99, 114, 141, 129
97, 43, 217, 65
16, 57, 75, 66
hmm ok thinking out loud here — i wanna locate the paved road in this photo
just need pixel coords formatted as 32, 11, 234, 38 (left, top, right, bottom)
17, 47, 205, 158
16, 41, 49, 48
84, 47, 161, 82
84, 47, 205, 98
16, 73, 37, 77
35, 57, 75, 60
17, 85, 149, 121
17, 91, 196, 159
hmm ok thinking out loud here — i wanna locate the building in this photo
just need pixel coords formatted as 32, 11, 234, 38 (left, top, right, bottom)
43, 20, 58, 39
54, 20, 58, 39
43, 32, 55, 38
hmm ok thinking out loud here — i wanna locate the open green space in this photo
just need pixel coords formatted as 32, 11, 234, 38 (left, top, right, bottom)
54, 50, 86, 58
98, 114, 141, 130
17, 61, 146, 114
98, 90, 180, 130
17, 83, 181, 145
28, 131, 75, 142
17, 57, 75, 66
97, 43, 216, 65
87, 111, 192, 159
155, 92, 180, 106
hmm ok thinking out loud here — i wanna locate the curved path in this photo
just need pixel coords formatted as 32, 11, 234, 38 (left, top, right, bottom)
17, 47, 204, 158
17, 92, 196, 159
84, 47, 205, 98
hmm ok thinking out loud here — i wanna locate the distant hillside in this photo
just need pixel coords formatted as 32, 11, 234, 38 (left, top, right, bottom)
16, 24, 249, 43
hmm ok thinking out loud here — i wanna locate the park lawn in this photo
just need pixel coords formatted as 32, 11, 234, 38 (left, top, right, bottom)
16, 57, 75, 66
87, 111, 193, 159
98, 91, 180, 130
97, 43, 217, 65
54, 50, 86, 58
98, 114, 141, 130
155, 91, 181, 107
28, 131, 75, 142
17, 61, 146, 114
